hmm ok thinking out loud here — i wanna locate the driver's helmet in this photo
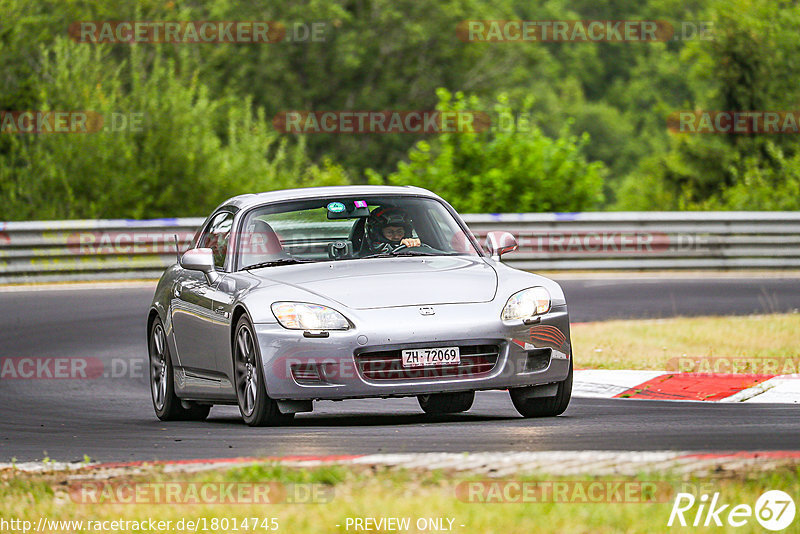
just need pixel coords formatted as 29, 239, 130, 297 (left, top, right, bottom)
364, 206, 413, 252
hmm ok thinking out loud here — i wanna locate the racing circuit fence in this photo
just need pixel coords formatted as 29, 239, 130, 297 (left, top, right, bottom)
1, 212, 799, 283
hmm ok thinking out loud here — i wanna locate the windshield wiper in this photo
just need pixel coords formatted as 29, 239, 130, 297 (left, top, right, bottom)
241, 258, 312, 270
361, 250, 439, 259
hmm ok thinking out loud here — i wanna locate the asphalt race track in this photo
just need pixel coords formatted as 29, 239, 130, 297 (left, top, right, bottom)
1, 276, 799, 462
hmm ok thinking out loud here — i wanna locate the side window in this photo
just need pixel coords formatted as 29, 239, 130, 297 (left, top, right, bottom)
426, 206, 478, 255
425, 208, 454, 248
199, 211, 234, 269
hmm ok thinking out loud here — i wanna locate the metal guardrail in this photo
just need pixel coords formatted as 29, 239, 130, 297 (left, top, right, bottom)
0, 218, 204, 284
1, 212, 799, 283
464, 212, 800, 271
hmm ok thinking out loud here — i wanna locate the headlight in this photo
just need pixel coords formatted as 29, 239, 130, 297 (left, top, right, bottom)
502, 287, 551, 320
271, 302, 351, 330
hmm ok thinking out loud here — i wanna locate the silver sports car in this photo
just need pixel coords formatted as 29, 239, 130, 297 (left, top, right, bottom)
148, 185, 573, 425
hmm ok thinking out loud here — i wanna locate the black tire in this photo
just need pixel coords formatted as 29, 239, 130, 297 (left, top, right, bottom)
149, 317, 211, 421
510, 361, 573, 418
418, 391, 475, 414
233, 315, 293, 426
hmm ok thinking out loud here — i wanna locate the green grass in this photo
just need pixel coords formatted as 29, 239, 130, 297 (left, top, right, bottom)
1, 463, 798, 533
571, 313, 800, 371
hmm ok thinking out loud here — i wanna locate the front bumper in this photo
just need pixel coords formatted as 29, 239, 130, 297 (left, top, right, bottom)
255, 303, 571, 401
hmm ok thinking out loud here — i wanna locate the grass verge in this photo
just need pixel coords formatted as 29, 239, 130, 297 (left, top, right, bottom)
1, 463, 798, 533
571, 313, 800, 371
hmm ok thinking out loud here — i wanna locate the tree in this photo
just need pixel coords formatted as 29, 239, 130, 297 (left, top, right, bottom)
371, 90, 605, 213
615, 0, 800, 210
0, 39, 348, 220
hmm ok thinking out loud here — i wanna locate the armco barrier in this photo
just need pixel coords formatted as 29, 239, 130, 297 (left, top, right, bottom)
464, 211, 800, 271
1, 212, 799, 283
0, 217, 205, 284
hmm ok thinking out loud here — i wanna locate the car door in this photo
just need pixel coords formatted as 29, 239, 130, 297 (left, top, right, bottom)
209, 274, 238, 393
170, 210, 234, 376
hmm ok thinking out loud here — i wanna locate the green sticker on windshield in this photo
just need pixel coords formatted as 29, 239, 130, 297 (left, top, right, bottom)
327, 202, 346, 213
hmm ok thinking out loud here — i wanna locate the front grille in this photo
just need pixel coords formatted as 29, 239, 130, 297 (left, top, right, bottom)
354, 344, 500, 381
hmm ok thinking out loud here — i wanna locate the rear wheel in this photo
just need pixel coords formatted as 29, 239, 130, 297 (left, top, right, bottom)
510, 361, 573, 418
234, 315, 293, 426
149, 317, 210, 421
418, 391, 475, 414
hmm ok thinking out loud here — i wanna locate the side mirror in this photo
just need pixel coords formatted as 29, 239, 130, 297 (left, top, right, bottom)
180, 248, 219, 284
485, 231, 518, 259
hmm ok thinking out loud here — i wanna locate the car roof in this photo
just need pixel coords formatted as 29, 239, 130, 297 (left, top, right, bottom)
216, 185, 442, 212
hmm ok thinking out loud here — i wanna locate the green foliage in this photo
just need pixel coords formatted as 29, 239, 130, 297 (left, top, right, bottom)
617, 0, 800, 210
374, 90, 605, 213
0, 0, 798, 217
185, 0, 549, 176
718, 145, 800, 210
0, 38, 348, 220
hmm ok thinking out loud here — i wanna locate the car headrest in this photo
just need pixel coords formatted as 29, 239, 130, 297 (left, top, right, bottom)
239, 219, 290, 266
251, 220, 283, 253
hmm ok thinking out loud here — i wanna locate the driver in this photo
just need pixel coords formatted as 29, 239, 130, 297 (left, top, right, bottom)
363, 206, 421, 254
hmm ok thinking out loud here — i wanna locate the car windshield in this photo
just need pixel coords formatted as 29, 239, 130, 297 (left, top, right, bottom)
236, 195, 480, 269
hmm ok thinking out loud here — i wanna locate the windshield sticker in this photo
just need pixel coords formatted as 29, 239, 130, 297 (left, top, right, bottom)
327, 201, 346, 213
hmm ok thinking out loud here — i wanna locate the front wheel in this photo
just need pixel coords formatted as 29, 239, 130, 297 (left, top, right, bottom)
149, 317, 210, 421
233, 316, 293, 426
510, 361, 573, 418
418, 391, 475, 414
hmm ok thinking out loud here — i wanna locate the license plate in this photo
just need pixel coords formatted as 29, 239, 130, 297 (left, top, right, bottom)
401, 347, 460, 368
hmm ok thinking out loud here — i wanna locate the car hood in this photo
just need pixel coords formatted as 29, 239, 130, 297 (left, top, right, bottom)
254, 256, 497, 309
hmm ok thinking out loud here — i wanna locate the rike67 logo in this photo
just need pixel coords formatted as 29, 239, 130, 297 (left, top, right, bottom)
668, 490, 796, 531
